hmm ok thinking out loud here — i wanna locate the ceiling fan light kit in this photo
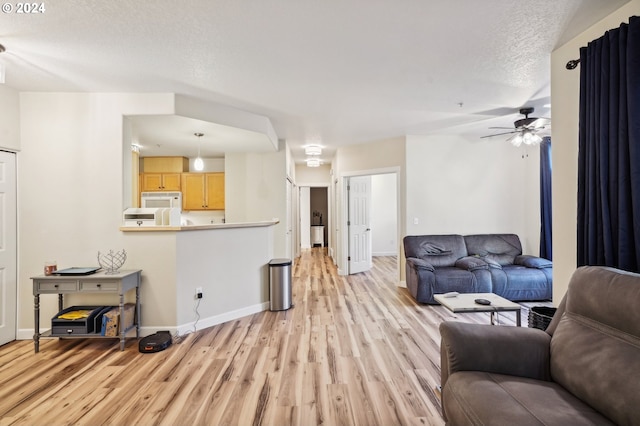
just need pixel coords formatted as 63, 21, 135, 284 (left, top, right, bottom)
508, 130, 543, 147
482, 107, 550, 148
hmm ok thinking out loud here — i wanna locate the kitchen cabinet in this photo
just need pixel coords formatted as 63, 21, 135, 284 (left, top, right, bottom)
142, 156, 189, 173
141, 173, 182, 191
182, 172, 225, 210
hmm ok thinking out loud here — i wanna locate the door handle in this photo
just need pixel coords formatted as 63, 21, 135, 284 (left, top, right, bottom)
366, 228, 371, 231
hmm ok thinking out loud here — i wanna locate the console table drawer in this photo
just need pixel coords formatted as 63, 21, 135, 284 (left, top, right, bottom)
80, 281, 119, 291
36, 281, 78, 292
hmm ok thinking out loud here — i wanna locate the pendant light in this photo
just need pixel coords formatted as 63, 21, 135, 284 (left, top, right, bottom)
194, 132, 204, 171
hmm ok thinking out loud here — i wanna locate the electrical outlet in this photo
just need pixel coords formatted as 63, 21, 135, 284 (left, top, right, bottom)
195, 287, 203, 299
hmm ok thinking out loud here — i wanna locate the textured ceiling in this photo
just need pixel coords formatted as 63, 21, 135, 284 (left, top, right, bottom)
0, 0, 631, 161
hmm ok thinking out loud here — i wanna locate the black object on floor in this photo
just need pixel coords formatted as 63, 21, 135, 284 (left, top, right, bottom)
139, 331, 172, 353
528, 306, 557, 330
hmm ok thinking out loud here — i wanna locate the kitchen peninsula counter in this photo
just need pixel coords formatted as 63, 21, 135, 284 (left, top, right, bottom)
121, 219, 279, 336
120, 219, 278, 232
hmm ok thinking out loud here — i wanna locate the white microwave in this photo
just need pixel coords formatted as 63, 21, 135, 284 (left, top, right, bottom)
141, 192, 182, 211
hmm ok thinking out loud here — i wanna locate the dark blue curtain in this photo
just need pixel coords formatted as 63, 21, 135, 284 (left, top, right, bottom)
540, 137, 552, 260
577, 16, 640, 271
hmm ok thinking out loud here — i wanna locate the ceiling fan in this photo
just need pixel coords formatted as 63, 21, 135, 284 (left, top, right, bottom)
481, 107, 550, 147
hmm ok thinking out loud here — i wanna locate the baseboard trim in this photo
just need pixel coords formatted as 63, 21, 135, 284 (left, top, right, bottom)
16, 301, 271, 341
175, 302, 270, 336
372, 251, 398, 257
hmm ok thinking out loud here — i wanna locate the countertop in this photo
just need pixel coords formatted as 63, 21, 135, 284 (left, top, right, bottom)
120, 219, 279, 232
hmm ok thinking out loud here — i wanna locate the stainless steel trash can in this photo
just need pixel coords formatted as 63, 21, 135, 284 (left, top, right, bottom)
269, 258, 292, 311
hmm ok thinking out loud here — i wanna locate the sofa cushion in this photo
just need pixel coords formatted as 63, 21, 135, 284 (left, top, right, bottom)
464, 234, 522, 265
404, 234, 467, 267
516, 254, 552, 268
550, 266, 640, 426
405, 257, 434, 272
455, 256, 488, 271
444, 372, 614, 426
491, 265, 552, 301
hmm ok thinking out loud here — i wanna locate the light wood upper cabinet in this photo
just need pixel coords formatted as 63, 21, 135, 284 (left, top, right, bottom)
182, 173, 225, 210
205, 173, 225, 210
139, 157, 188, 192
142, 157, 189, 173
141, 173, 182, 191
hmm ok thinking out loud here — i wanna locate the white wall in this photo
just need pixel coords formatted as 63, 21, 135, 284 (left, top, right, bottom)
175, 226, 273, 330
551, 1, 640, 303
0, 85, 20, 151
295, 163, 331, 185
405, 134, 541, 254
225, 150, 289, 258
371, 173, 398, 256
334, 137, 406, 275
18, 93, 179, 334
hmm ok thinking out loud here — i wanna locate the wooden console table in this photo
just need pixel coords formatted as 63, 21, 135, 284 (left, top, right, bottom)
31, 269, 141, 353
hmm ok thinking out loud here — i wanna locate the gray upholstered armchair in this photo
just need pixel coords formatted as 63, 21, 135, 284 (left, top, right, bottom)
439, 266, 640, 425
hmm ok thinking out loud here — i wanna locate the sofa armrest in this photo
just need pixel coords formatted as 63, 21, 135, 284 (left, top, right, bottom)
454, 256, 488, 271
406, 257, 435, 272
515, 255, 552, 268
440, 322, 551, 390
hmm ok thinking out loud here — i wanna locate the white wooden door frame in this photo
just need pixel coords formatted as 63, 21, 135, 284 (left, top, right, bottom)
0, 150, 17, 346
299, 185, 330, 252
338, 167, 401, 276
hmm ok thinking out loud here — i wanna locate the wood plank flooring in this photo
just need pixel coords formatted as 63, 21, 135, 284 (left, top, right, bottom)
0, 248, 534, 426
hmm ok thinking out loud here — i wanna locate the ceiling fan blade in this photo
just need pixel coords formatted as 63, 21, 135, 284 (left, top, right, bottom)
488, 126, 515, 130
530, 118, 551, 129
480, 130, 518, 139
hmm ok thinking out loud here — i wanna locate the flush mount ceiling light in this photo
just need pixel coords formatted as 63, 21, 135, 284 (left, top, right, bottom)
306, 158, 321, 167
304, 145, 322, 156
194, 132, 204, 171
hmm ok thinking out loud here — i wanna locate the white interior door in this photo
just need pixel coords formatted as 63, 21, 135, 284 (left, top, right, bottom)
0, 151, 17, 346
286, 178, 292, 259
300, 187, 311, 249
348, 176, 372, 274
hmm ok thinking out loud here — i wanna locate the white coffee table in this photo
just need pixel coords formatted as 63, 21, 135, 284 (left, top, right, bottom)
433, 292, 522, 326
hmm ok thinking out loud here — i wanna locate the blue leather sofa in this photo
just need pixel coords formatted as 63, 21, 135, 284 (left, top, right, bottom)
404, 234, 552, 304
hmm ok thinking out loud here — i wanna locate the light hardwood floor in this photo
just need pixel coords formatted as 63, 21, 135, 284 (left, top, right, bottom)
0, 248, 530, 426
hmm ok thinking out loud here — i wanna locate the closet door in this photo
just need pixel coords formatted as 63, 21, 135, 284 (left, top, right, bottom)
0, 150, 17, 346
